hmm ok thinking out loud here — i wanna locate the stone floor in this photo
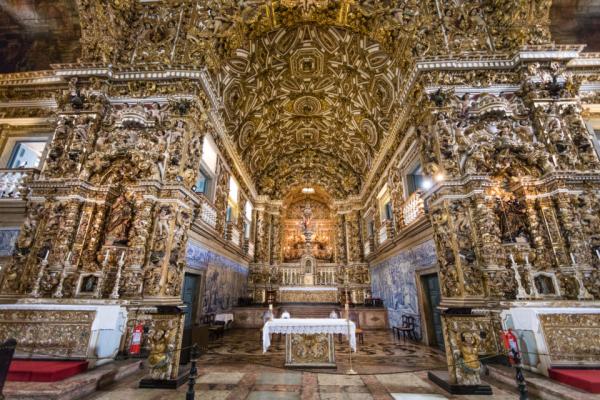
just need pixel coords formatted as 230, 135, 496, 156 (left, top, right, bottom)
83, 329, 527, 400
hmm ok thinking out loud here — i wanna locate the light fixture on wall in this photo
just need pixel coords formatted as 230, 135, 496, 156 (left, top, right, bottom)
302, 187, 315, 194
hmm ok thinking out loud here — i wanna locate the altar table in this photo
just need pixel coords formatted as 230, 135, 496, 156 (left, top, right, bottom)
262, 318, 356, 368
215, 313, 234, 325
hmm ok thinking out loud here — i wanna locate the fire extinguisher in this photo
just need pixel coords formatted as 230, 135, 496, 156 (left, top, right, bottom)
501, 328, 520, 365
501, 328, 528, 399
129, 323, 144, 355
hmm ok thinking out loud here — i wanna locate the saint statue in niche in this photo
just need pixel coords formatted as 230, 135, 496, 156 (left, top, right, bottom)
301, 203, 313, 234
105, 194, 134, 246
494, 196, 530, 244
305, 259, 312, 274
80, 275, 98, 293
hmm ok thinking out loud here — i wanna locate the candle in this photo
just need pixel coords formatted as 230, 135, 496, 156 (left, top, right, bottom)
596, 249, 600, 261
119, 251, 125, 264
43, 250, 49, 262
570, 252, 577, 266
525, 254, 529, 265
509, 253, 516, 265
65, 251, 72, 263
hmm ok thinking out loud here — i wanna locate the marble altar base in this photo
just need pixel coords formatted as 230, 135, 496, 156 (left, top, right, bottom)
285, 333, 336, 368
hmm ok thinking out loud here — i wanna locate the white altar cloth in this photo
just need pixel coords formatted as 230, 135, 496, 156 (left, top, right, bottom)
262, 318, 356, 353
215, 313, 234, 324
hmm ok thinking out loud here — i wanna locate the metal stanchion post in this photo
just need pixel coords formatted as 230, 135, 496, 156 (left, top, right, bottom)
511, 349, 528, 400
186, 344, 199, 400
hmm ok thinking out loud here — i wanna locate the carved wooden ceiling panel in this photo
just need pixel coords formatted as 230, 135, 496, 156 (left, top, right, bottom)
220, 24, 400, 199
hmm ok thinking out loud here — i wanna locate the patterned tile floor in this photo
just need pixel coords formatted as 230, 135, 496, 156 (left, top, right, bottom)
84, 329, 526, 400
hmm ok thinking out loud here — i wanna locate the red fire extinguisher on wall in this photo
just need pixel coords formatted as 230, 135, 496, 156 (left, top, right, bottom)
501, 328, 520, 365
129, 324, 144, 355
501, 328, 528, 399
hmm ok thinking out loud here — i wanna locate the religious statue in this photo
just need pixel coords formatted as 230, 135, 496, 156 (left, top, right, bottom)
300, 203, 313, 240
105, 194, 134, 246
147, 320, 177, 380
454, 331, 482, 385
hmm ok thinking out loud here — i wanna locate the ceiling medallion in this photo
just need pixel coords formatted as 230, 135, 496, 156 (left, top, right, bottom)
293, 96, 322, 116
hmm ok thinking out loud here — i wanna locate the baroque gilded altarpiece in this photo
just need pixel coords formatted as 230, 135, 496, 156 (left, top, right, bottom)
0, 0, 598, 386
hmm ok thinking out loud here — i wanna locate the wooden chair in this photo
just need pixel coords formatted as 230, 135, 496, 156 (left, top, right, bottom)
349, 312, 364, 345
203, 313, 225, 342
393, 315, 417, 342
329, 310, 344, 343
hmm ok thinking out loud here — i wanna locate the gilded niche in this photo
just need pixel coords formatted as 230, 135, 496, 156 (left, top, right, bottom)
282, 197, 334, 262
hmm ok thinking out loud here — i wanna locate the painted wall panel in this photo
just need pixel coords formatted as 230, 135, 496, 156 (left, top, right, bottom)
186, 242, 248, 314
370, 239, 437, 334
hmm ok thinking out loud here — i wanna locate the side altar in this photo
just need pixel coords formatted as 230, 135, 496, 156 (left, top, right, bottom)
262, 318, 356, 368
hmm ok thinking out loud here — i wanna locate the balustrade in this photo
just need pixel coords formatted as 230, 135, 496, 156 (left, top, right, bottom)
231, 226, 241, 247
402, 190, 425, 226
280, 266, 337, 286
378, 219, 394, 244
0, 169, 39, 199
194, 193, 218, 229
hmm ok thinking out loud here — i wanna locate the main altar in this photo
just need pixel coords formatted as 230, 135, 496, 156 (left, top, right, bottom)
262, 318, 356, 368
250, 197, 371, 305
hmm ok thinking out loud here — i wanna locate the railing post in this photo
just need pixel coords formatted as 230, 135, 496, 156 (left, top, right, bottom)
511, 348, 528, 400
185, 344, 199, 400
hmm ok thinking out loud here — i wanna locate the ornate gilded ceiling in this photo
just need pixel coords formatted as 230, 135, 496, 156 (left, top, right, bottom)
220, 24, 401, 199
1, 0, 593, 202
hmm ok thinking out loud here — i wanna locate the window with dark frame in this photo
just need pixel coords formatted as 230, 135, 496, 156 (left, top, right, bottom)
7, 140, 47, 169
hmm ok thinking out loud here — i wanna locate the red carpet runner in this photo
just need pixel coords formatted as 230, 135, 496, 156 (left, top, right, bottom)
8, 360, 88, 382
549, 368, 600, 393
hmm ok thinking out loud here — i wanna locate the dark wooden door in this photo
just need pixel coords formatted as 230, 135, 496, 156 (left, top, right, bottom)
423, 273, 444, 351
180, 273, 200, 364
